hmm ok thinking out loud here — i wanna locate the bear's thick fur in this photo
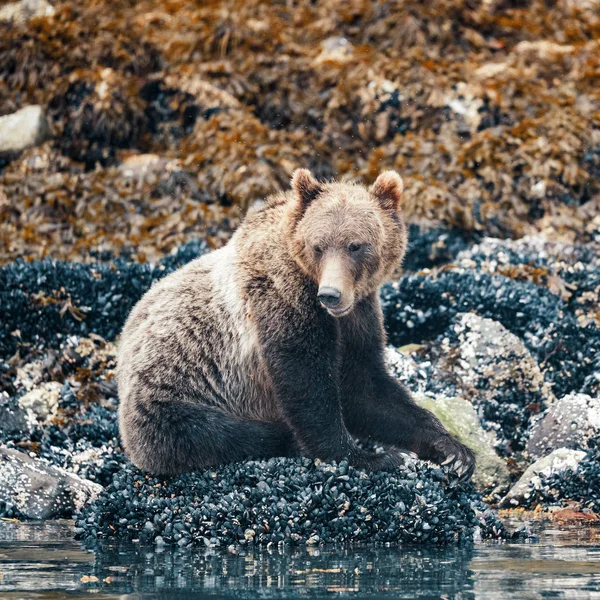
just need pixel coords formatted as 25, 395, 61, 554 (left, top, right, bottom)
117, 170, 475, 478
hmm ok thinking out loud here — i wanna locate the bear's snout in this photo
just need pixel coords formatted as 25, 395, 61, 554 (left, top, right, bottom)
317, 286, 341, 308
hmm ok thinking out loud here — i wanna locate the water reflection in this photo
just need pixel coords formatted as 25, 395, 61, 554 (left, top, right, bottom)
0, 520, 599, 599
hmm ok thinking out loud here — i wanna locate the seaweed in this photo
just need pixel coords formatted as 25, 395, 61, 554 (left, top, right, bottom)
1, 0, 598, 264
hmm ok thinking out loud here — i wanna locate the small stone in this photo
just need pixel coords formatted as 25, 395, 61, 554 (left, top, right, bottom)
314, 37, 354, 65
0, 0, 55, 24
0, 106, 50, 156
256, 481, 271, 494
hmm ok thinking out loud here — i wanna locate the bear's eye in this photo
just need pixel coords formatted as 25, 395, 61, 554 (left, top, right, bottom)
313, 245, 323, 255
348, 243, 363, 253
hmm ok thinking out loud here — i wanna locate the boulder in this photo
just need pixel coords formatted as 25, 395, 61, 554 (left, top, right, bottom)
438, 313, 554, 451
500, 448, 586, 508
527, 393, 600, 458
0, 0, 55, 24
0, 105, 50, 156
414, 394, 510, 490
0, 447, 103, 519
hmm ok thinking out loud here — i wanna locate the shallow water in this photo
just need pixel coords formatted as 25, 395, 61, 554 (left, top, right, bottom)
0, 520, 599, 599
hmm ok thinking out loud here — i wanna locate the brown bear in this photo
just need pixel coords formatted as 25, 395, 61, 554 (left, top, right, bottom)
117, 169, 475, 479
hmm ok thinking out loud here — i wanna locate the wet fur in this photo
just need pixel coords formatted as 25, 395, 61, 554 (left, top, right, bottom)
117, 173, 475, 477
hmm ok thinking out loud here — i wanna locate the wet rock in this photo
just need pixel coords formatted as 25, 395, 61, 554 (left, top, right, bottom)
0, 106, 50, 156
414, 394, 510, 491
528, 393, 600, 458
0, 447, 103, 519
438, 313, 554, 452
0, 0, 55, 24
500, 448, 586, 508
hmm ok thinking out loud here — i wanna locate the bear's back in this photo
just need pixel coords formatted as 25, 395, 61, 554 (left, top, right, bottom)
117, 236, 279, 422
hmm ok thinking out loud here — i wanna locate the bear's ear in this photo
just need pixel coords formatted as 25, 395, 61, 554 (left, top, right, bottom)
291, 168, 322, 212
370, 171, 404, 213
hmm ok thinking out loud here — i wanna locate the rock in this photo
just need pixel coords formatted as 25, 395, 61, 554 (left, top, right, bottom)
443, 83, 484, 134
314, 37, 354, 65
18, 381, 61, 426
119, 153, 168, 179
514, 40, 576, 60
0, 447, 103, 519
0, 0, 55, 24
414, 395, 510, 490
0, 106, 50, 156
527, 393, 600, 458
500, 448, 586, 508
0, 393, 29, 439
439, 313, 554, 452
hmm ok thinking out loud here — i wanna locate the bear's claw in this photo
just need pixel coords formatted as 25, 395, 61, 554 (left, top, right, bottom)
431, 436, 475, 482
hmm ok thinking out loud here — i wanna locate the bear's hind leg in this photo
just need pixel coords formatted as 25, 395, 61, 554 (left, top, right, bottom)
121, 398, 297, 475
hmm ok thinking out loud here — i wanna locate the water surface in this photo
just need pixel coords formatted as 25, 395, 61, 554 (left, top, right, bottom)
0, 519, 599, 599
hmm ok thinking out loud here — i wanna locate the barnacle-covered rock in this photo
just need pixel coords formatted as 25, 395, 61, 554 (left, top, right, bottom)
437, 313, 554, 453
500, 448, 586, 508
0, 447, 102, 519
528, 393, 600, 458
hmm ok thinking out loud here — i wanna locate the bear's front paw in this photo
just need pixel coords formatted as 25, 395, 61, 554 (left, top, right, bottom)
430, 436, 475, 481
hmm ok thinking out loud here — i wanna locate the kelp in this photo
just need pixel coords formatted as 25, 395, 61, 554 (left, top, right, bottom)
1, 0, 599, 263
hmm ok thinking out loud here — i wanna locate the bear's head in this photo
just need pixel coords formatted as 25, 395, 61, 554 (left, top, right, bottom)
286, 169, 407, 317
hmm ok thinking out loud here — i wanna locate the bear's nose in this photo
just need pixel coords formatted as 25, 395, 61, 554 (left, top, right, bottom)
318, 287, 341, 308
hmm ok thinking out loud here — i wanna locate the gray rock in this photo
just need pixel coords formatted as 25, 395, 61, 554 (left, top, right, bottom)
0, 392, 29, 438
438, 312, 554, 450
527, 393, 600, 458
0, 0, 55, 24
0, 106, 50, 155
444, 313, 551, 397
414, 394, 510, 490
500, 448, 586, 508
0, 447, 103, 519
